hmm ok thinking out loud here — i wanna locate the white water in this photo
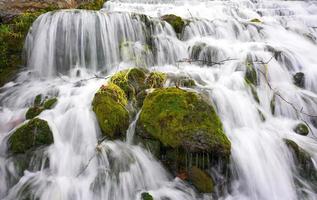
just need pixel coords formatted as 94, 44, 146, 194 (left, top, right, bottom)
1, 0, 317, 199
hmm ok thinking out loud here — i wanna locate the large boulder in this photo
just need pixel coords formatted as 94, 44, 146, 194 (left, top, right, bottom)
161, 14, 185, 35
92, 83, 129, 139
137, 87, 230, 155
8, 118, 54, 154
136, 88, 230, 193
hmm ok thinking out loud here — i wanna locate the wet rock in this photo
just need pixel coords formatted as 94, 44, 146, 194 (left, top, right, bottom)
161, 14, 185, 35
141, 192, 153, 200
136, 87, 231, 156
188, 166, 214, 193
293, 72, 305, 88
284, 139, 317, 182
293, 123, 309, 136
8, 118, 54, 154
110, 68, 148, 100
92, 83, 129, 139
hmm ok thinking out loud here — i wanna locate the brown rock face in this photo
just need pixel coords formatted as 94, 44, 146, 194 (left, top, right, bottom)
0, 0, 93, 21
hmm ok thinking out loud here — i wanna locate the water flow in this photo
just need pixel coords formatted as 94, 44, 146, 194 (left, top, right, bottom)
1, 0, 317, 200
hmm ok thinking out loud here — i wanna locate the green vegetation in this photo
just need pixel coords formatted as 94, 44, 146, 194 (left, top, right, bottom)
110, 68, 147, 100
78, 0, 105, 10
26, 95, 58, 120
141, 192, 153, 200
189, 166, 214, 193
145, 71, 167, 88
137, 87, 231, 156
250, 18, 262, 23
0, 8, 59, 86
92, 83, 129, 139
0, 0, 106, 87
161, 14, 185, 35
9, 118, 54, 154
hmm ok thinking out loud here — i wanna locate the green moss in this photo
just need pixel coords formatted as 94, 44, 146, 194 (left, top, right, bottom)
141, 192, 153, 200
145, 71, 166, 88
189, 166, 214, 193
25, 96, 58, 119
161, 14, 185, 35
25, 107, 45, 120
293, 123, 309, 136
92, 83, 129, 139
43, 98, 58, 109
9, 118, 54, 154
245, 61, 258, 86
0, 8, 56, 86
77, 0, 105, 10
110, 68, 147, 100
137, 88, 231, 156
250, 18, 262, 23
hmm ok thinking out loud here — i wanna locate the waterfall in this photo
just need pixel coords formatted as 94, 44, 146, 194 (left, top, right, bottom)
1, 0, 317, 199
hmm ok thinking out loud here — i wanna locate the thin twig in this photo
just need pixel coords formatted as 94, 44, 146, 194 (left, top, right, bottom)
176, 58, 238, 66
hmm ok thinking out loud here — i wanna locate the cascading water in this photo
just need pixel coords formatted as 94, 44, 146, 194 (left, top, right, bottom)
1, 0, 317, 199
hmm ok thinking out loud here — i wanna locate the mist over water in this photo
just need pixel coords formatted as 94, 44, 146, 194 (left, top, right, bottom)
1, 0, 317, 199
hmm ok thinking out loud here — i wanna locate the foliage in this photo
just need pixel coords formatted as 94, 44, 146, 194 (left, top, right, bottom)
0, 8, 56, 86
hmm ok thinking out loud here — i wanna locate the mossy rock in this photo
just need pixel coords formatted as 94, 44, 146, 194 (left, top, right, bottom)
245, 62, 258, 86
25, 107, 45, 120
293, 72, 305, 88
284, 139, 317, 182
92, 83, 129, 139
293, 123, 309, 136
137, 87, 231, 156
43, 98, 58, 109
141, 192, 153, 200
189, 166, 214, 193
161, 14, 185, 35
25, 96, 58, 120
8, 118, 54, 154
178, 77, 196, 88
110, 68, 147, 100
250, 18, 262, 23
145, 71, 167, 88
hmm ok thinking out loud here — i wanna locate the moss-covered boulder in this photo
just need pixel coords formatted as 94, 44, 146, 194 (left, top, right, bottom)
189, 166, 214, 193
137, 87, 230, 155
110, 68, 147, 100
293, 123, 309, 136
92, 83, 129, 139
8, 118, 54, 154
161, 14, 185, 35
293, 72, 305, 88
